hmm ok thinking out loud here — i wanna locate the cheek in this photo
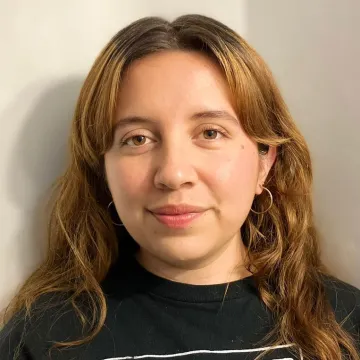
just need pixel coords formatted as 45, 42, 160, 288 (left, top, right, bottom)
207, 147, 259, 202
105, 156, 149, 202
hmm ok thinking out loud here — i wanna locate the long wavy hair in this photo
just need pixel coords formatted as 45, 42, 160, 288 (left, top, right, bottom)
2, 14, 359, 360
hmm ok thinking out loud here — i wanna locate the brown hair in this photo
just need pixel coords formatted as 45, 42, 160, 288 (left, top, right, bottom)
2, 14, 359, 360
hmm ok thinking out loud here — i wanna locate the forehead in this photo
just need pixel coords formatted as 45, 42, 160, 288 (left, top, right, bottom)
116, 50, 236, 117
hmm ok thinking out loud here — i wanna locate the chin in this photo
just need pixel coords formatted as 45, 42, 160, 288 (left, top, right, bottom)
154, 239, 217, 269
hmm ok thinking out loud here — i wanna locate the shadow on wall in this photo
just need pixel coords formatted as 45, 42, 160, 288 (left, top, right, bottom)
246, 0, 360, 286
4, 77, 84, 301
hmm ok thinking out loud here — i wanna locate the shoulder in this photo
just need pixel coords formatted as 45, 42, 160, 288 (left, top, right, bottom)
322, 274, 360, 335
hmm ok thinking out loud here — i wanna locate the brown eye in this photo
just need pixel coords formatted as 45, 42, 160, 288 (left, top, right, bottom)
131, 135, 146, 146
203, 129, 218, 139
121, 133, 153, 148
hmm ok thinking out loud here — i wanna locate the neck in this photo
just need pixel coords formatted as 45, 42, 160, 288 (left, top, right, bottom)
136, 233, 252, 285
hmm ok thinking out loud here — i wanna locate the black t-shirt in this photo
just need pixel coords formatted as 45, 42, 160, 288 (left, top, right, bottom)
1, 256, 360, 360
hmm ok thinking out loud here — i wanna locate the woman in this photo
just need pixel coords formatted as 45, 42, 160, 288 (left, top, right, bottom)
0, 14, 359, 360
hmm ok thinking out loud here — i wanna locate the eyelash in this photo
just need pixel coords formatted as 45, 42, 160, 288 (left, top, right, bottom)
119, 125, 228, 147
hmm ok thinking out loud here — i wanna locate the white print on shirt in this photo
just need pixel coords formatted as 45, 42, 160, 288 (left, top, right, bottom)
102, 343, 304, 360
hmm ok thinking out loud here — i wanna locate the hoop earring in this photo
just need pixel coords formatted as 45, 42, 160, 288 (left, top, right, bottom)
107, 201, 124, 226
250, 185, 273, 215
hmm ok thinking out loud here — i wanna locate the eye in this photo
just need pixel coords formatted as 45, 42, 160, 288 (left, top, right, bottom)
122, 134, 152, 147
203, 129, 219, 140
199, 126, 227, 140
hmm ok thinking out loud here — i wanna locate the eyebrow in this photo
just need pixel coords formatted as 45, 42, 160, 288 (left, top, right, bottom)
190, 110, 239, 124
113, 110, 239, 132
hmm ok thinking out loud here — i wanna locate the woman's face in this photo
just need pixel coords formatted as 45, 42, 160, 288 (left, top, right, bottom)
105, 50, 276, 269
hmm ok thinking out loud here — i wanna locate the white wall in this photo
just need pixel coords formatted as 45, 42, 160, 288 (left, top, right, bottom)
246, 0, 360, 287
0, 0, 358, 310
0, 0, 247, 310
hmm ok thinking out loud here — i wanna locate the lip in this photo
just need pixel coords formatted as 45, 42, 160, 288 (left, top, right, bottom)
149, 204, 206, 215
148, 204, 207, 229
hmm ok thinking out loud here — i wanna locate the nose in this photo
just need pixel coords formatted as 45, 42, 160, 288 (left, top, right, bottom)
154, 143, 198, 190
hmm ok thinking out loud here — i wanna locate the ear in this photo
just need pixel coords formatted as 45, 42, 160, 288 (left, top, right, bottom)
255, 145, 277, 195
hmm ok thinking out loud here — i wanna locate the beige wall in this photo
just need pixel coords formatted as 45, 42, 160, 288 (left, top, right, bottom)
0, 0, 358, 310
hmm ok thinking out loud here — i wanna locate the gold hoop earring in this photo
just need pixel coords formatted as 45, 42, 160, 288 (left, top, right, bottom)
107, 201, 124, 226
250, 185, 273, 215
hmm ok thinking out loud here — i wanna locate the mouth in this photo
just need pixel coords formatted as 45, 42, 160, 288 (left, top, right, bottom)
147, 204, 207, 229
